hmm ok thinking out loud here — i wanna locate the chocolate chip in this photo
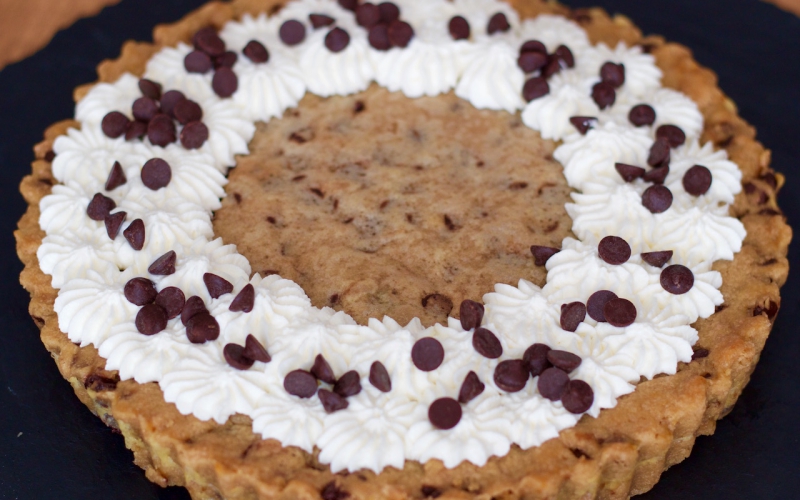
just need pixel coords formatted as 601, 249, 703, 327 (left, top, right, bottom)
141, 158, 171, 190
569, 116, 598, 135
214, 51, 238, 69
683, 165, 712, 196
494, 359, 528, 393
428, 397, 462, 429
487, 12, 510, 34
337, 0, 357, 11
459, 299, 484, 331
642, 185, 673, 213
123, 219, 145, 250
124, 277, 157, 306
378, 2, 400, 23
185, 312, 220, 343
203, 272, 233, 298
387, 20, 413, 48
472, 327, 502, 359
101, 111, 129, 139
561, 380, 594, 413
641, 250, 672, 267
174, 99, 203, 125
411, 337, 444, 371
212, 67, 238, 98
138, 79, 162, 100
284, 370, 317, 398
321, 481, 350, 500
660, 265, 694, 294
553, 45, 575, 68
105, 161, 127, 191
421, 486, 441, 499
518, 51, 548, 73
522, 77, 549, 102
600, 62, 625, 88
457, 370, 484, 404
560, 301, 586, 332
229, 283, 255, 313
356, 3, 381, 28
643, 165, 669, 184
537, 367, 569, 401
181, 296, 207, 326
520, 40, 546, 54
311, 354, 336, 384
193, 28, 225, 57
448, 16, 470, 40
523, 343, 551, 377
542, 56, 562, 78
155, 287, 185, 319
309, 13, 335, 29
87, 193, 116, 221
530, 245, 560, 266
243, 39, 269, 63
591, 81, 616, 110
160, 90, 186, 118
281, 20, 307, 46
325, 27, 350, 52
125, 120, 148, 141
615, 163, 645, 182
243, 334, 271, 362
180, 121, 209, 149
104, 211, 126, 239
334, 370, 361, 397
147, 114, 177, 147
586, 290, 617, 322
318, 389, 349, 413
598, 235, 631, 265
647, 137, 671, 167
369, 361, 391, 392
603, 298, 637, 327
656, 124, 686, 148
184, 50, 213, 73
629, 104, 656, 127
368, 24, 390, 51
149, 250, 177, 275
132, 97, 159, 122
546, 350, 581, 373
135, 303, 168, 335
692, 347, 710, 360
224, 343, 255, 370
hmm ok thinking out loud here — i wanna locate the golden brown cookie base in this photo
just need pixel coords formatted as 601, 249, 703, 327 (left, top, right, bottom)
15, 1, 792, 499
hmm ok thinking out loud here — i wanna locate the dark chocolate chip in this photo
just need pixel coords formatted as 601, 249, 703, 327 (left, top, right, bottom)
683, 165, 712, 196
319, 389, 349, 413
520, 39, 547, 54
181, 296, 207, 326
243, 334, 271, 363
123, 219, 145, 250
355, 3, 381, 28
321, 481, 350, 500
641, 250, 672, 267
428, 397, 462, 429
387, 20, 413, 48
487, 12, 510, 34
173, 99, 203, 125
214, 51, 238, 69
603, 298, 637, 327
87, 193, 116, 221
124, 277, 157, 306
600, 62, 625, 88
224, 343, 255, 370
537, 367, 569, 401
546, 350, 581, 373
325, 27, 350, 52
629, 104, 656, 127
141, 158, 172, 190
280, 20, 306, 46
185, 312, 220, 343
411, 337, 444, 371
284, 370, 317, 398
448, 16, 470, 40
138, 79, 162, 100
229, 284, 255, 313
135, 303, 168, 335
643, 164, 669, 184
105, 161, 127, 191
334, 370, 361, 397
660, 265, 694, 294
472, 327, 502, 359
155, 286, 185, 319
642, 184, 673, 213
104, 211, 126, 239
337, 0, 358, 10
553, 45, 575, 68
243, 40, 269, 63
691, 347, 710, 360
586, 290, 617, 322
311, 354, 336, 384
647, 137, 671, 167
459, 299, 484, 331
149, 250, 177, 275
101, 111, 130, 139
203, 272, 233, 298
147, 114, 177, 147
542, 55, 562, 78
193, 28, 225, 57
518, 51, 548, 73
420, 486, 441, 499
591, 81, 616, 110
656, 124, 686, 148
309, 13, 335, 29
560, 301, 586, 332
378, 2, 400, 23
212, 67, 238, 98
569, 116, 598, 135
523, 343, 551, 377
561, 380, 594, 413
458, 370, 485, 404
615, 162, 645, 182
180, 121, 209, 150
132, 97, 160, 122
522, 77, 549, 102
125, 120, 148, 141
368, 24, 390, 51
184, 50, 213, 73
598, 235, 631, 265
160, 90, 186, 118
369, 361, 391, 392
530, 245, 560, 266
494, 359, 528, 393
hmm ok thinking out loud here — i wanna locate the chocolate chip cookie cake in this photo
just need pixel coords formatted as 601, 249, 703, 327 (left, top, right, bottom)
15, 0, 791, 498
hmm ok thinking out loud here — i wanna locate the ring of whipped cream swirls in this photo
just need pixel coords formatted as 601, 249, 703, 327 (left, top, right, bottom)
38, 0, 745, 473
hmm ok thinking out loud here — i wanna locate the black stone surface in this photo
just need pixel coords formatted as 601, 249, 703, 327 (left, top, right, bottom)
0, 0, 798, 498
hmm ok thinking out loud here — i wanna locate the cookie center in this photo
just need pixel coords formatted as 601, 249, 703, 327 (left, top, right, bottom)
213, 85, 573, 326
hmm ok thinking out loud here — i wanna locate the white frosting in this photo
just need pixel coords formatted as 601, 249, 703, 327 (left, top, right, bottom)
37, 0, 746, 475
